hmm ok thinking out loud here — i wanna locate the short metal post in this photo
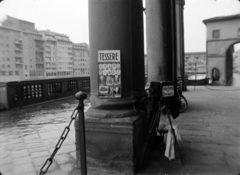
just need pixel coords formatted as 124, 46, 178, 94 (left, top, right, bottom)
75, 91, 87, 175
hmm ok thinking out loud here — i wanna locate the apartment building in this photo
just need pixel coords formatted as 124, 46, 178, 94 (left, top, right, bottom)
25, 32, 45, 80
0, 16, 45, 81
55, 32, 73, 78
0, 16, 90, 82
73, 43, 90, 77
40, 30, 74, 79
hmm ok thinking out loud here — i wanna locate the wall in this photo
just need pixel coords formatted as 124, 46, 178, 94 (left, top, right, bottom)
207, 57, 226, 85
206, 18, 240, 40
205, 15, 240, 85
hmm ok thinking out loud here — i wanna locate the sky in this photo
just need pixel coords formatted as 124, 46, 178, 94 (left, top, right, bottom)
184, 0, 240, 52
0, 0, 240, 53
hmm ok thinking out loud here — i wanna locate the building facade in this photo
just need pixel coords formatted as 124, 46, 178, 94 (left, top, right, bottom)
0, 16, 90, 82
203, 13, 240, 85
184, 52, 206, 76
0, 16, 45, 81
73, 43, 90, 77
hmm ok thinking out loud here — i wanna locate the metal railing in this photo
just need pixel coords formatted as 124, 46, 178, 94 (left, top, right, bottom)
0, 77, 90, 109
39, 91, 88, 175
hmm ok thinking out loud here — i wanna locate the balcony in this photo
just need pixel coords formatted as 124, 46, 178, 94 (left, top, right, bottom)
15, 57, 23, 64
15, 47, 23, 52
15, 61, 23, 65
36, 62, 44, 65
15, 64, 23, 69
45, 47, 51, 52
36, 47, 44, 52
14, 39, 22, 45
15, 54, 23, 58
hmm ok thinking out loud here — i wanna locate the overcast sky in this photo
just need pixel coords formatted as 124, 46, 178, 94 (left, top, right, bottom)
0, 0, 240, 53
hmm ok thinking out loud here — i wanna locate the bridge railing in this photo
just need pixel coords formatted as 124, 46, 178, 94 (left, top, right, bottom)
0, 77, 90, 109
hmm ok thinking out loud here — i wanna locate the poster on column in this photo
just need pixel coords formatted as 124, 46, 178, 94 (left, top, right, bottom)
98, 50, 121, 98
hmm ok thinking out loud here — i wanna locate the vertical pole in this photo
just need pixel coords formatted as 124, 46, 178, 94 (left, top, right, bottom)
194, 60, 197, 90
170, 0, 177, 83
180, 0, 185, 82
75, 91, 87, 175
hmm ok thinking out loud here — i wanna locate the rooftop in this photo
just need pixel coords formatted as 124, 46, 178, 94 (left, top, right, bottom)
203, 13, 240, 24
185, 52, 206, 55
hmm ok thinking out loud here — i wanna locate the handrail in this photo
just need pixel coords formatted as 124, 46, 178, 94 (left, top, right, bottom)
0, 77, 90, 109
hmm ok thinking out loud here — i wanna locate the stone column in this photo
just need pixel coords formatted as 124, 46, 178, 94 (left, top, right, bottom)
176, 0, 187, 90
146, 0, 177, 82
75, 0, 147, 174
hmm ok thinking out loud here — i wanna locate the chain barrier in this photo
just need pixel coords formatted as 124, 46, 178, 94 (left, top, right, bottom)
39, 108, 79, 175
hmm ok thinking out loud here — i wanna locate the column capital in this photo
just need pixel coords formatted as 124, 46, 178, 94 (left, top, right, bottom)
176, 0, 185, 6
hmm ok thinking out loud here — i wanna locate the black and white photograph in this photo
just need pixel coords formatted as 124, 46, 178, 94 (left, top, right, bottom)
0, 0, 240, 175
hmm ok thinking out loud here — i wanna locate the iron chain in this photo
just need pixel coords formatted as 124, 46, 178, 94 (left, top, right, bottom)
39, 108, 79, 175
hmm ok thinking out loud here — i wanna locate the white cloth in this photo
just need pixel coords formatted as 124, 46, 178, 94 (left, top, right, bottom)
163, 125, 181, 160
156, 113, 181, 160
164, 128, 175, 160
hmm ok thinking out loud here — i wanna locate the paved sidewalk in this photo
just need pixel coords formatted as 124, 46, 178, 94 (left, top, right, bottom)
139, 86, 240, 175
0, 86, 240, 175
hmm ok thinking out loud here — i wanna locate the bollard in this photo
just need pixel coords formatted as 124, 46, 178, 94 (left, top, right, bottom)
75, 91, 87, 175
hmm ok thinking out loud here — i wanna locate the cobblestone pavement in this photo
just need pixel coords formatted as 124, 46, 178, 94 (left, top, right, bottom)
1, 86, 240, 175
136, 86, 240, 175
0, 97, 90, 175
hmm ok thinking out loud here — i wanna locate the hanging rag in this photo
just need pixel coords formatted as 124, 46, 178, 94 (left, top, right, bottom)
164, 125, 181, 160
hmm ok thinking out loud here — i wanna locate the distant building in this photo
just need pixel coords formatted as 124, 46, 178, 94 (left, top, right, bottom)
184, 52, 206, 76
40, 30, 74, 79
203, 13, 240, 85
73, 43, 90, 77
0, 16, 45, 81
0, 16, 90, 82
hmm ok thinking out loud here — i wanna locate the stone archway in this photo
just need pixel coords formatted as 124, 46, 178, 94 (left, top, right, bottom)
225, 42, 240, 86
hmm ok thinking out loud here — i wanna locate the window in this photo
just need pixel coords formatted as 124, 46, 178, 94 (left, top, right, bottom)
238, 28, 240, 36
212, 30, 220, 38
15, 71, 19, 75
9, 71, 13, 75
8, 65, 10, 68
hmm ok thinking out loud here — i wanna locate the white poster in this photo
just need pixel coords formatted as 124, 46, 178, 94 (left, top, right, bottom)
98, 50, 121, 98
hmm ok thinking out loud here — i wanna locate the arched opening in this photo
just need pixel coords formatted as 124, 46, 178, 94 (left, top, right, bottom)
212, 68, 220, 81
226, 42, 240, 86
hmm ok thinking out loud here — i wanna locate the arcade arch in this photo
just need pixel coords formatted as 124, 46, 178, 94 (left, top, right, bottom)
225, 42, 240, 86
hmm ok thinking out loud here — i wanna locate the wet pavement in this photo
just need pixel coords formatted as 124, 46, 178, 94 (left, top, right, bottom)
1, 86, 240, 175
0, 98, 91, 175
